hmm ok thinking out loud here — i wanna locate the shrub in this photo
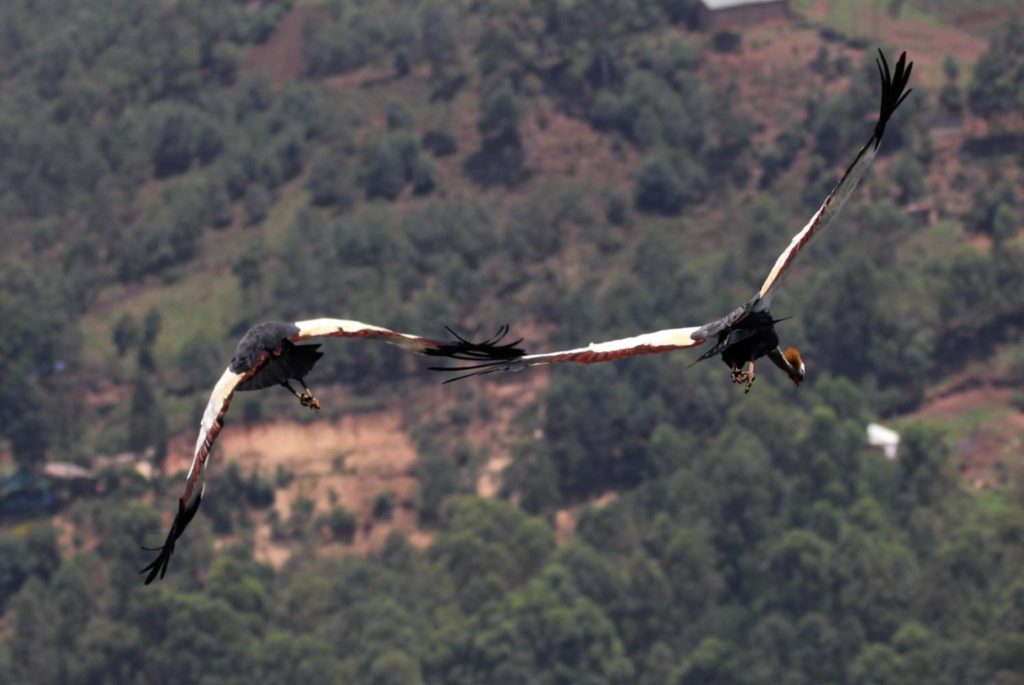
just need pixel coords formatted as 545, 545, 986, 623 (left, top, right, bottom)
712, 31, 742, 53
321, 505, 357, 542
634, 156, 684, 215
422, 126, 458, 156
308, 152, 357, 208
411, 157, 436, 195
243, 184, 271, 226
372, 491, 396, 521
362, 137, 410, 200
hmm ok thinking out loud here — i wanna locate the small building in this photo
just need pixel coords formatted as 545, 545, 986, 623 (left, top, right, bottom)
905, 199, 937, 228
867, 423, 900, 460
1, 463, 97, 517
698, 0, 790, 31
0, 470, 57, 516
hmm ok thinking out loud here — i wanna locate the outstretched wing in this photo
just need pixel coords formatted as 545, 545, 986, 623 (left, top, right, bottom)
755, 49, 913, 307
140, 365, 248, 584
434, 327, 706, 381
289, 318, 525, 361
142, 319, 523, 583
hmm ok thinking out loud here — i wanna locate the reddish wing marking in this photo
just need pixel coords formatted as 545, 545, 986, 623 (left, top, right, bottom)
179, 350, 269, 515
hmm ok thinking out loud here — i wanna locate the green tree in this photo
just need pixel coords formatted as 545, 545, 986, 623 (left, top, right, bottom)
675, 637, 738, 685
8, 578, 61, 685
243, 183, 271, 226
127, 375, 168, 467
431, 497, 554, 611
362, 136, 411, 201
0, 259, 78, 467
369, 650, 423, 685
968, 18, 1024, 122
634, 155, 684, 215
468, 79, 526, 184
412, 455, 461, 524
440, 565, 634, 685
662, 524, 723, 624
176, 332, 222, 393
421, 2, 461, 81
233, 245, 266, 306
0, 524, 60, 610
112, 313, 140, 357
890, 155, 926, 204
938, 56, 964, 120
142, 307, 162, 346
308, 151, 358, 208
257, 632, 347, 685
762, 529, 833, 616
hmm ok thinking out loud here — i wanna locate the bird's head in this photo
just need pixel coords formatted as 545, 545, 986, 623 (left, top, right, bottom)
782, 347, 805, 386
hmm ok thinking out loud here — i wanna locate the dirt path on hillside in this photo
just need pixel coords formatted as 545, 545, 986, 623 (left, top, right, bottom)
243, 4, 315, 86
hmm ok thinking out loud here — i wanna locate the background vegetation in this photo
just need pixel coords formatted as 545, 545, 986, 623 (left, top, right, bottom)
1, 0, 1023, 682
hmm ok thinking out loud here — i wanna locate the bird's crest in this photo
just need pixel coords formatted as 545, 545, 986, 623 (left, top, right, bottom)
782, 347, 803, 369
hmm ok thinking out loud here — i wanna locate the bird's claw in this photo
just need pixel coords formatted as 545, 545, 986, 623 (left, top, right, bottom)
299, 389, 320, 412
730, 365, 756, 394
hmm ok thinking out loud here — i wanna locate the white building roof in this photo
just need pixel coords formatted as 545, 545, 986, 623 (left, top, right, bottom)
866, 423, 901, 460
701, 0, 785, 10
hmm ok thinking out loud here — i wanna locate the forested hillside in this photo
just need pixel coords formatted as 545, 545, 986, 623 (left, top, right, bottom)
2, 0, 1024, 682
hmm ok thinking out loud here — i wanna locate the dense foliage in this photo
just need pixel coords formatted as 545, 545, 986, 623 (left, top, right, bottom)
4, 405, 1024, 684
2, 0, 1024, 682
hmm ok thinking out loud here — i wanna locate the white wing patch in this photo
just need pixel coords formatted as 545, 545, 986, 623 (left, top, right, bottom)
182, 366, 246, 505
292, 318, 440, 353
584, 327, 704, 354
514, 326, 705, 367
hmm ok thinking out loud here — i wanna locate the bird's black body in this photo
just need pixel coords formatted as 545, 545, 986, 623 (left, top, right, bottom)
236, 341, 323, 391
229, 321, 323, 392
229, 321, 300, 373
700, 310, 780, 370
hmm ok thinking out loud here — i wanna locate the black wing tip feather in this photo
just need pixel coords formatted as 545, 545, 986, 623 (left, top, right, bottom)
425, 324, 526, 361
873, 49, 913, 146
430, 359, 521, 383
140, 492, 203, 585
426, 324, 528, 382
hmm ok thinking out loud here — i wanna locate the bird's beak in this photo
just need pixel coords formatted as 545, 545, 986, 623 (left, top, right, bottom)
789, 365, 805, 386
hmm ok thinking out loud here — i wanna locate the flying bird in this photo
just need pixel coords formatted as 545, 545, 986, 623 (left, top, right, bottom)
437, 50, 912, 393
141, 319, 522, 584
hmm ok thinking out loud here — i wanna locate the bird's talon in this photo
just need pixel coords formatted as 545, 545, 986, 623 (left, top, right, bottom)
299, 389, 320, 412
729, 364, 756, 392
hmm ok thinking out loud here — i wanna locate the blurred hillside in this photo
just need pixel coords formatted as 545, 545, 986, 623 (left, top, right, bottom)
2, 0, 1024, 683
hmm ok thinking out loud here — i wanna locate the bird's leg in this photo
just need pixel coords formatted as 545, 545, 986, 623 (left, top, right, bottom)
282, 381, 321, 413
729, 362, 757, 393
297, 378, 321, 412
741, 361, 757, 394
